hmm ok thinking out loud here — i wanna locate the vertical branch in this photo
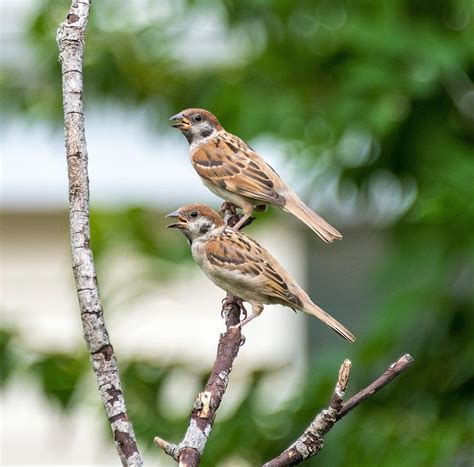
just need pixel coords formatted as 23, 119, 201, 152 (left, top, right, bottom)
176, 308, 242, 467
56, 2, 143, 466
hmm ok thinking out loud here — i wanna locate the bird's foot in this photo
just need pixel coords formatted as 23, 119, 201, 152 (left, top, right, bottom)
221, 295, 248, 320
220, 202, 240, 227
220, 202, 237, 216
221, 295, 233, 318
228, 323, 246, 345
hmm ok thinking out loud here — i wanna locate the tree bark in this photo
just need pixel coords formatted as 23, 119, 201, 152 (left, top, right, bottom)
57, 2, 143, 465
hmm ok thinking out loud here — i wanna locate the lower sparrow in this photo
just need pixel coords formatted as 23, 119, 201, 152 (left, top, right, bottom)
167, 204, 355, 342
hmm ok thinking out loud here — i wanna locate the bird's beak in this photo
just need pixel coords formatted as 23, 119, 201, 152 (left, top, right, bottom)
169, 112, 191, 131
166, 210, 187, 229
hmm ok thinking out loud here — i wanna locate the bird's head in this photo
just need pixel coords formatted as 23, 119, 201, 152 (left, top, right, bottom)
166, 204, 224, 243
169, 108, 223, 145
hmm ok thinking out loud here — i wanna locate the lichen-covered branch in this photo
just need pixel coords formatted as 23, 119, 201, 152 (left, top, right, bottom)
155, 203, 245, 467
56, 2, 143, 465
264, 354, 413, 467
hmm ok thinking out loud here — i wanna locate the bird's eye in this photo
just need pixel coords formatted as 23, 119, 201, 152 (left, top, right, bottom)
190, 210, 199, 218
193, 114, 203, 122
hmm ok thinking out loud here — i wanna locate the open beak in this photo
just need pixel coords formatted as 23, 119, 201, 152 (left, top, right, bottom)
169, 112, 191, 130
166, 210, 187, 229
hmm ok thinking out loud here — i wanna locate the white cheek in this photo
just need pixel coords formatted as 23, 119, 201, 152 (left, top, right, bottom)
191, 219, 215, 239
188, 222, 201, 238
190, 128, 221, 151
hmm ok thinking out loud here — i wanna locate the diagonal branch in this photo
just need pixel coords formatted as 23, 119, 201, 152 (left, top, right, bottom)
338, 353, 414, 419
264, 354, 414, 466
154, 203, 246, 467
56, 2, 143, 465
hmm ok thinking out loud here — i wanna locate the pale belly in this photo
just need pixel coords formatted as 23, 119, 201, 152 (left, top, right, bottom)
201, 178, 256, 213
191, 239, 267, 304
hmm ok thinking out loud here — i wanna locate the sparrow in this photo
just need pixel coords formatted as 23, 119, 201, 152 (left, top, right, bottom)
166, 204, 355, 342
169, 108, 342, 243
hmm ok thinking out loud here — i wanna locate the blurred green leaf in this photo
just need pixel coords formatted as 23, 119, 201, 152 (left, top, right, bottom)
0, 327, 17, 386
30, 353, 89, 409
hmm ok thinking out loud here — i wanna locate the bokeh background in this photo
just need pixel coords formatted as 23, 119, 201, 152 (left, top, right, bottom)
1, 0, 473, 465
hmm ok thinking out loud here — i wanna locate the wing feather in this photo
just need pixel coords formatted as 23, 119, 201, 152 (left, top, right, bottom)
192, 135, 287, 206
205, 229, 302, 307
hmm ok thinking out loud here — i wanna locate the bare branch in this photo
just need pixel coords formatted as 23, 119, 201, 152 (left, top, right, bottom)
263, 360, 352, 467
154, 436, 179, 460
155, 203, 245, 467
338, 353, 414, 419
264, 354, 413, 466
57, 2, 143, 465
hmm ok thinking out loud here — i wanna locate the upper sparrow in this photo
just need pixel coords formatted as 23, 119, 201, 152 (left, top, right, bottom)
166, 204, 355, 342
170, 108, 342, 242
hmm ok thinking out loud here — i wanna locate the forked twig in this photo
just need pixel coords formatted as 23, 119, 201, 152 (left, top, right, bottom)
264, 354, 414, 466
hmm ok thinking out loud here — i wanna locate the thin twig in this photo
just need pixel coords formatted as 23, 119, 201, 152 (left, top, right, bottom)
264, 354, 413, 466
56, 2, 143, 465
154, 436, 179, 460
155, 203, 245, 467
338, 353, 414, 419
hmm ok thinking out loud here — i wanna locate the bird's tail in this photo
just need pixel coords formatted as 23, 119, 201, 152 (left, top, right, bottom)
303, 301, 355, 342
284, 192, 342, 243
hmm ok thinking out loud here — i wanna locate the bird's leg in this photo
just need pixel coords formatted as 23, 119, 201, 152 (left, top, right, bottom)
232, 303, 264, 329
236, 299, 248, 320
220, 202, 239, 226
221, 294, 248, 320
221, 294, 234, 318
233, 213, 252, 230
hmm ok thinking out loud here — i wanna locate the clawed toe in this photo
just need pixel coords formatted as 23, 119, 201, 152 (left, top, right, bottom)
221, 294, 235, 317
235, 299, 248, 320
220, 202, 236, 215
221, 295, 248, 321
227, 324, 245, 345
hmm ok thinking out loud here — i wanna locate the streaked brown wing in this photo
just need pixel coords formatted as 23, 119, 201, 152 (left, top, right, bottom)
192, 134, 286, 207
205, 230, 302, 307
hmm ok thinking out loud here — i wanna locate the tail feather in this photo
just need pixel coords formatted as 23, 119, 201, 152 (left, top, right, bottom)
284, 192, 342, 243
303, 301, 355, 342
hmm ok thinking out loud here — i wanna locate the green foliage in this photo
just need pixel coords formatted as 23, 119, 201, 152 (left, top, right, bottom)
30, 352, 89, 409
0, 327, 17, 386
2, 0, 473, 465
90, 206, 192, 270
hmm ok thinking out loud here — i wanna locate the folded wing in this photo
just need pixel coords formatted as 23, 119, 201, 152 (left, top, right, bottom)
205, 229, 303, 308
192, 134, 287, 207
